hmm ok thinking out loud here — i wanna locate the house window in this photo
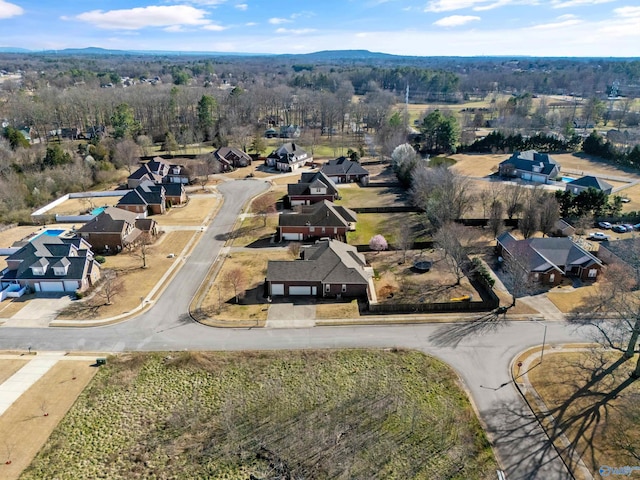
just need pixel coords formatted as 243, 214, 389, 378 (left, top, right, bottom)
549, 274, 555, 283
341, 284, 347, 293
534, 273, 539, 281
588, 269, 597, 278
325, 284, 330, 293
309, 226, 315, 232
321, 227, 325, 234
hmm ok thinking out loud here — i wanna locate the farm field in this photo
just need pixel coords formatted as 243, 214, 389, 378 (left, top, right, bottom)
20, 350, 498, 480
526, 350, 640, 477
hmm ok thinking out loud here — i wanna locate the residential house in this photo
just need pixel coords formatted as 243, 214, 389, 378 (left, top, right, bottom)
117, 181, 166, 216
596, 238, 640, 271
0, 236, 100, 294
287, 171, 339, 207
320, 157, 370, 184
279, 124, 301, 138
498, 150, 560, 184
127, 157, 189, 189
266, 239, 373, 298
553, 219, 576, 237
75, 206, 157, 253
163, 183, 187, 206
497, 231, 602, 284
565, 176, 613, 195
278, 200, 357, 241
266, 143, 311, 172
212, 146, 252, 171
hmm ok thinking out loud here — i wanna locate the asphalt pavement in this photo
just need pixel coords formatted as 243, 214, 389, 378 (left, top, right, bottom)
0, 177, 598, 480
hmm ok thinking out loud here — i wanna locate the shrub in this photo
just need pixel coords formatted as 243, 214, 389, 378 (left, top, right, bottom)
75, 290, 84, 299
95, 255, 106, 264
471, 257, 495, 288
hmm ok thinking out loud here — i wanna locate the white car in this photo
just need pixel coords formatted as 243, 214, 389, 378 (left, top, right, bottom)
589, 232, 611, 241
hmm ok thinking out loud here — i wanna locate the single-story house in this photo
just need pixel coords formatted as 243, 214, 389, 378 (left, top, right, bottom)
320, 157, 370, 184
127, 157, 189, 188
497, 231, 602, 284
278, 200, 357, 241
498, 150, 560, 184
117, 181, 166, 216
0, 236, 101, 294
596, 238, 640, 271
266, 143, 311, 172
266, 239, 373, 298
212, 147, 252, 171
287, 171, 339, 207
565, 176, 613, 195
76, 206, 157, 253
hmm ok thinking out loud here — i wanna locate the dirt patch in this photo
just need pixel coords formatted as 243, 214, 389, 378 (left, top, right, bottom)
0, 360, 97, 479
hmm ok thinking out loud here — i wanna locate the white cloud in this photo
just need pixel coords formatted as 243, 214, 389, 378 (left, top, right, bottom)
269, 17, 291, 24
424, 0, 492, 12
433, 14, 480, 26
614, 6, 640, 17
203, 23, 227, 31
188, 0, 227, 5
235, 3, 248, 10
275, 28, 316, 34
245, 21, 258, 26
551, 0, 613, 7
73, 5, 211, 30
0, 0, 23, 19
531, 15, 582, 29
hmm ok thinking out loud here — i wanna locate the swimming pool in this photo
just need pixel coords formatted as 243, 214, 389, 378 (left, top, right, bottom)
561, 176, 576, 183
91, 206, 106, 215
41, 229, 65, 236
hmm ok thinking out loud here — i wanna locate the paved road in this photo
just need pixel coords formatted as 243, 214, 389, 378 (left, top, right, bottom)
0, 178, 595, 480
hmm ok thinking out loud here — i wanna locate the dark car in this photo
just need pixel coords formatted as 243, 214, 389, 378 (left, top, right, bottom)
612, 225, 627, 233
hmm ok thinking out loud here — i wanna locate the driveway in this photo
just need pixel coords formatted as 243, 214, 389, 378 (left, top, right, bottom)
1, 295, 73, 328
266, 299, 316, 328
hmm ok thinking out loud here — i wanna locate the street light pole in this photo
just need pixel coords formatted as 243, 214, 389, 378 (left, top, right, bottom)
535, 320, 548, 364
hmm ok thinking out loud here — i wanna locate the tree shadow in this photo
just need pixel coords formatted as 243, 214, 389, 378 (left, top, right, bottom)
428, 309, 507, 347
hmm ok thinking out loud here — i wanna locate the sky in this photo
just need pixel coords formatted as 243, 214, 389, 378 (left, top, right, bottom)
0, 0, 639, 57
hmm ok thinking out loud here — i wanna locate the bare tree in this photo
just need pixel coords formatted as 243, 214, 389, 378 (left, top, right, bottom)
500, 242, 537, 308
434, 223, 469, 286
127, 232, 153, 268
411, 165, 474, 230
96, 270, 125, 306
288, 242, 302, 259
3, 440, 15, 465
224, 268, 246, 304
504, 184, 526, 220
538, 194, 560, 237
394, 226, 414, 264
112, 138, 141, 173
251, 193, 277, 227
193, 157, 220, 191
488, 200, 505, 239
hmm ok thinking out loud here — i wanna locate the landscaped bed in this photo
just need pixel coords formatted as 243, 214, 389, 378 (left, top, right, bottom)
20, 350, 498, 480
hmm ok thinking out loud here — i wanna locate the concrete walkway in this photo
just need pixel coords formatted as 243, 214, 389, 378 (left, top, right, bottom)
0, 352, 66, 416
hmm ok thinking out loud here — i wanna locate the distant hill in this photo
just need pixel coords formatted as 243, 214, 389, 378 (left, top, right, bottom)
0, 47, 31, 53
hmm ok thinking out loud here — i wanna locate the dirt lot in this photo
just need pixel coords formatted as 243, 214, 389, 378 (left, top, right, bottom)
44, 196, 123, 216
0, 358, 98, 480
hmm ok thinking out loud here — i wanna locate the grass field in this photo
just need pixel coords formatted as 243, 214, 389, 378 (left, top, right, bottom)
347, 212, 425, 245
336, 184, 407, 208
20, 350, 497, 480
527, 350, 640, 477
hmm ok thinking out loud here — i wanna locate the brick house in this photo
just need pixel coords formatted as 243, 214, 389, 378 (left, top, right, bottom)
320, 157, 369, 184
287, 171, 339, 207
278, 200, 357, 241
498, 150, 560, 184
117, 181, 166, 216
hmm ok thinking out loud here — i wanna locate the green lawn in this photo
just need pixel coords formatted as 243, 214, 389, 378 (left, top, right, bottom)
21, 350, 497, 480
336, 185, 407, 209
348, 212, 426, 245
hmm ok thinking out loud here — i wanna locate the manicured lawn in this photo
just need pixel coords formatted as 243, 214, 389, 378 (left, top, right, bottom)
526, 350, 640, 477
155, 195, 220, 227
347, 212, 426, 245
315, 299, 360, 319
21, 350, 497, 480
336, 184, 407, 208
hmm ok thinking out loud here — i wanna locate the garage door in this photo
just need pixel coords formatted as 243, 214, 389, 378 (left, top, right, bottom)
289, 286, 311, 295
271, 283, 284, 296
282, 233, 303, 241
64, 280, 79, 291
40, 282, 65, 292
521, 173, 532, 181
531, 174, 546, 183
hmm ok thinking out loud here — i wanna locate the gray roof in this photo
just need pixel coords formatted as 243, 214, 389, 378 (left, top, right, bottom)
214, 147, 252, 166
599, 238, 640, 270
500, 150, 559, 176
77, 206, 139, 234
266, 239, 370, 285
1, 236, 97, 282
267, 142, 309, 163
498, 233, 601, 273
320, 157, 369, 177
287, 171, 338, 197
279, 200, 357, 228
566, 175, 613, 191
118, 181, 165, 207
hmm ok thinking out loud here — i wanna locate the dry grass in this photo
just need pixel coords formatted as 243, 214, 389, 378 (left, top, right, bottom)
450, 153, 505, 178
527, 350, 640, 478
155, 195, 219, 227
200, 250, 291, 324
0, 299, 28, 318
229, 215, 279, 248
44, 196, 123, 216
0, 360, 97, 479
0, 359, 28, 384
57, 231, 195, 320
368, 250, 481, 303
546, 285, 599, 313
315, 299, 360, 319
494, 290, 540, 315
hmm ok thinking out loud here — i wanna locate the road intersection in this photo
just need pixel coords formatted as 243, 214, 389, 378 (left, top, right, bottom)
0, 178, 595, 479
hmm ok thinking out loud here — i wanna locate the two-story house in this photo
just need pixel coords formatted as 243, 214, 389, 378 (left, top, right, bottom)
287, 171, 339, 207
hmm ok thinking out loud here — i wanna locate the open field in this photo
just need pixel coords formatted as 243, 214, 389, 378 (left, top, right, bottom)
367, 250, 481, 303
21, 350, 497, 480
347, 212, 426, 245
155, 195, 219, 227
526, 350, 640, 478
200, 249, 291, 325
0, 359, 98, 480
336, 184, 407, 208
58, 230, 195, 320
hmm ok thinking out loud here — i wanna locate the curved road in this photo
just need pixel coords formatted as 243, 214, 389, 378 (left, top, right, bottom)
0, 179, 593, 480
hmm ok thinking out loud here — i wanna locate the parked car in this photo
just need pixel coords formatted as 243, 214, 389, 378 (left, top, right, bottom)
598, 221, 612, 229
621, 197, 631, 203
612, 225, 627, 233
589, 232, 611, 241
633, 223, 640, 231
623, 224, 634, 232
